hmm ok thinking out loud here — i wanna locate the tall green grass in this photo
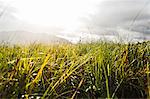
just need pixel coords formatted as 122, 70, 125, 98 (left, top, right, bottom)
0, 41, 150, 98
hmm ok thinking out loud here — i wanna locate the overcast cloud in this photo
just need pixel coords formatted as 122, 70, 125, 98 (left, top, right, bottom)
0, 0, 150, 43
81, 0, 150, 32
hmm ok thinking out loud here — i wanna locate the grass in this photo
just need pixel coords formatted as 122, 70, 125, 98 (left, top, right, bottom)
0, 41, 150, 98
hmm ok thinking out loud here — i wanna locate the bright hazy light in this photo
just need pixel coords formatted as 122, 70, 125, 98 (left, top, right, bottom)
11, 0, 100, 32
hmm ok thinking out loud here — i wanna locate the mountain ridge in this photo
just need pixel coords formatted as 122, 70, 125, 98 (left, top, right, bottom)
0, 30, 71, 44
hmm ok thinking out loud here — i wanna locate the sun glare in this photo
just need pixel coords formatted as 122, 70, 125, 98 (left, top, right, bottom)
12, 0, 100, 32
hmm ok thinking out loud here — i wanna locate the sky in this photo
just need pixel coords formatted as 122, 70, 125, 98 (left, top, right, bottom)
0, 0, 150, 43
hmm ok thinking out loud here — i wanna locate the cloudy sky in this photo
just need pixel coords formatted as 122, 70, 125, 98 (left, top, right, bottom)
0, 0, 150, 43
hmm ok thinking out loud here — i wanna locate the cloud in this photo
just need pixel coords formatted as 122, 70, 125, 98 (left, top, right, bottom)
81, 0, 150, 39
0, 0, 150, 42
0, 0, 19, 31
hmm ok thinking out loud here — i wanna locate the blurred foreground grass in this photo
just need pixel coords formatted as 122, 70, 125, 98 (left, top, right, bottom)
0, 41, 150, 98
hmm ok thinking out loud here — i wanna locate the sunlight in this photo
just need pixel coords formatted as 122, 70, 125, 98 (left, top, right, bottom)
12, 0, 100, 32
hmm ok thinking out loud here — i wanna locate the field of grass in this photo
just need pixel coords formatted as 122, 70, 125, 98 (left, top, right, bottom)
0, 41, 150, 98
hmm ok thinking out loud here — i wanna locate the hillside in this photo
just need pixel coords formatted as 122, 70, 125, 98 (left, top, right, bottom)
0, 31, 70, 44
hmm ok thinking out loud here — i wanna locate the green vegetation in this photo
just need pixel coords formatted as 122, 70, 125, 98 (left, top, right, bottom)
0, 41, 150, 98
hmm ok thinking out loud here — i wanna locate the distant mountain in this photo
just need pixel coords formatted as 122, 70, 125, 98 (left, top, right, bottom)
0, 31, 70, 44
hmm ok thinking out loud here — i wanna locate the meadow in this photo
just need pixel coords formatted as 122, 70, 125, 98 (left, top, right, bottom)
0, 41, 150, 98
